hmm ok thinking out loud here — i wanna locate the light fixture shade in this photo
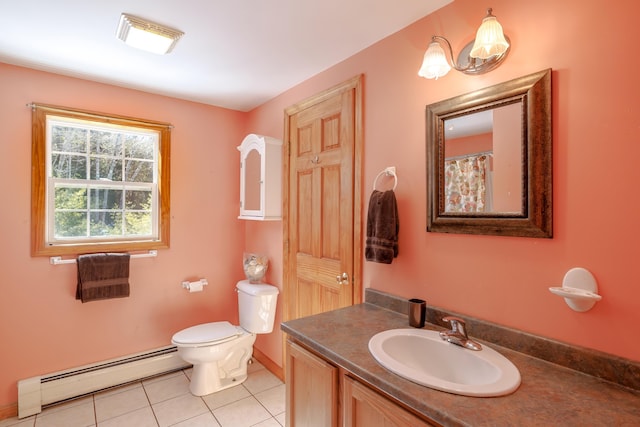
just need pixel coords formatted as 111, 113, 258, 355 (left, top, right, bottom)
117, 14, 184, 55
469, 12, 509, 60
418, 42, 452, 79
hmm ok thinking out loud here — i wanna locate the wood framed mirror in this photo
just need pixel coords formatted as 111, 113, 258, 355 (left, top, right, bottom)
426, 69, 552, 238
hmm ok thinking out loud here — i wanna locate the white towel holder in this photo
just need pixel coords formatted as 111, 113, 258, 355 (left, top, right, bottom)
50, 250, 158, 265
373, 166, 398, 191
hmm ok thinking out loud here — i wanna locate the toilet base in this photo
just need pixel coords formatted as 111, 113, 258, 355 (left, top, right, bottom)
190, 361, 248, 396
176, 331, 256, 396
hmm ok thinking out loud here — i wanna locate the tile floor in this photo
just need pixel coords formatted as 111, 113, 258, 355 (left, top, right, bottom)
0, 360, 285, 427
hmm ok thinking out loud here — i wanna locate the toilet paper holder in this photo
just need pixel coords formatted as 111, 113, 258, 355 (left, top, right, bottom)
182, 279, 208, 291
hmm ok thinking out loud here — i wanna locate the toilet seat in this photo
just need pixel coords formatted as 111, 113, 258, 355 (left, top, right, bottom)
171, 321, 244, 348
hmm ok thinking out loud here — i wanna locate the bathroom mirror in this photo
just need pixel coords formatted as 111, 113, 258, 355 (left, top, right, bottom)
426, 69, 552, 237
243, 149, 261, 211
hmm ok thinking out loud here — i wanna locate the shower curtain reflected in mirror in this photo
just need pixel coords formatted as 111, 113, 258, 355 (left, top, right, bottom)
444, 154, 492, 213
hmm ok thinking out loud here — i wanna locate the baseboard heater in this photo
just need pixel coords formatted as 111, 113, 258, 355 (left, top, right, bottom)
17, 345, 190, 419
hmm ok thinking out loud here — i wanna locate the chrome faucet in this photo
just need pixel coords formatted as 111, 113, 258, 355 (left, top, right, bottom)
439, 316, 482, 351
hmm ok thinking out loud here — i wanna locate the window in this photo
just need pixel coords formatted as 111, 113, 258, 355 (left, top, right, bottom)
31, 104, 171, 256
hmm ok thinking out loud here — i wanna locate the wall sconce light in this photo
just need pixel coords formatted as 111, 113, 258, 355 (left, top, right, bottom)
116, 14, 184, 55
418, 8, 510, 79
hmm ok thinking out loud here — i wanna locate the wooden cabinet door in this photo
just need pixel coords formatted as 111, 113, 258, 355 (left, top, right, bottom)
343, 376, 436, 427
286, 340, 339, 427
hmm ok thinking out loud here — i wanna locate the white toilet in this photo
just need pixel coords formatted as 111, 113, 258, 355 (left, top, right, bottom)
171, 280, 279, 396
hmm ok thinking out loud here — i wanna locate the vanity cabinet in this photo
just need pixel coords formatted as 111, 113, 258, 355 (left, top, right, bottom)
286, 339, 435, 427
238, 134, 282, 220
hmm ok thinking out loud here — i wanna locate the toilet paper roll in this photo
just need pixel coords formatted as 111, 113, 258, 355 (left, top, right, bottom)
182, 279, 207, 292
188, 281, 203, 292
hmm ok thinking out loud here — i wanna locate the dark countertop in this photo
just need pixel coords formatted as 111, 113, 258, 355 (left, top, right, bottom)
282, 302, 640, 427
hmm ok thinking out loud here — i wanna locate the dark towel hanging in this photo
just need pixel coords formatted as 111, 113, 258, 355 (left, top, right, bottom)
365, 190, 399, 264
76, 253, 131, 302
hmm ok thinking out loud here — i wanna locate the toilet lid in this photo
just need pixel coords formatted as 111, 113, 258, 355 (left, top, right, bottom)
172, 321, 241, 345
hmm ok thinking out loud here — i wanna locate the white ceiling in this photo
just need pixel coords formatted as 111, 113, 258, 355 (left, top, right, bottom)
445, 110, 493, 139
0, 0, 452, 111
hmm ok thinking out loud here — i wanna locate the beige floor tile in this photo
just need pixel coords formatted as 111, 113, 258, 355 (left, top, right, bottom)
247, 360, 264, 374
201, 385, 251, 411
94, 386, 150, 422
0, 415, 36, 427
7, 367, 284, 427
97, 406, 157, 427
242, 370, 282, 395
254, 384, 285, 417
252, 418, 282, 427
34, 399, 95, 427
143, 370, 185, 386
171, 412, 220, 427
152, 394, 208, 427
183, 368, 193, 380
144, 373, 191, 404
212, 396, 271, 427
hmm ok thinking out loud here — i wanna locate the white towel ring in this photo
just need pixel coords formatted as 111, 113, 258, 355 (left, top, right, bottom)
373, 167, 398, 191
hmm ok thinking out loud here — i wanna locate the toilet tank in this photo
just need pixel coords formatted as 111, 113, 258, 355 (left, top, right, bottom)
236, 280, 279, 333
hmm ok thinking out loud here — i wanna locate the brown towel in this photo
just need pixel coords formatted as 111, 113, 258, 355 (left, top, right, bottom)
76, 253, 131, 302
365, 190, 399, 264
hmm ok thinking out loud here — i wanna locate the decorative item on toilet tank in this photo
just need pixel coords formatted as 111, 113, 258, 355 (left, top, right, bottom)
243, 253, 268, 283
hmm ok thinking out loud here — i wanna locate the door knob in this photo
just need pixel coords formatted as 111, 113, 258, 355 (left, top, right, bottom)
336, 272, 349, 285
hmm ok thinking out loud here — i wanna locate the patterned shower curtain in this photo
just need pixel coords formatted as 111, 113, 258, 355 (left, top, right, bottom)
444, 154, 489, 212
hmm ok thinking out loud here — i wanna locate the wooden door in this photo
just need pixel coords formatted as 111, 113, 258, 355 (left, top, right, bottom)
283, 75, 363, 322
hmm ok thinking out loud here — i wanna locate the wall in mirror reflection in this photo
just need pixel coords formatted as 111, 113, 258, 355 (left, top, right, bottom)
443, 102, 522, 214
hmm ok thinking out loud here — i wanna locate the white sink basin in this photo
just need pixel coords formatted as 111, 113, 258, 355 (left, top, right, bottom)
368, 329, 521, 397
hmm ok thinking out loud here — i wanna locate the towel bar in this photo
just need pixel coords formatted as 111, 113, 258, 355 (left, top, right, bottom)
50, 250, 158, 265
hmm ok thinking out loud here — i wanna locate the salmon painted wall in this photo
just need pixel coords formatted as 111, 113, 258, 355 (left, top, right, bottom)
246, 0, 640, 368
492, 106, 522, 212
0, 64, 248, 407
444, 133, 492, 158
